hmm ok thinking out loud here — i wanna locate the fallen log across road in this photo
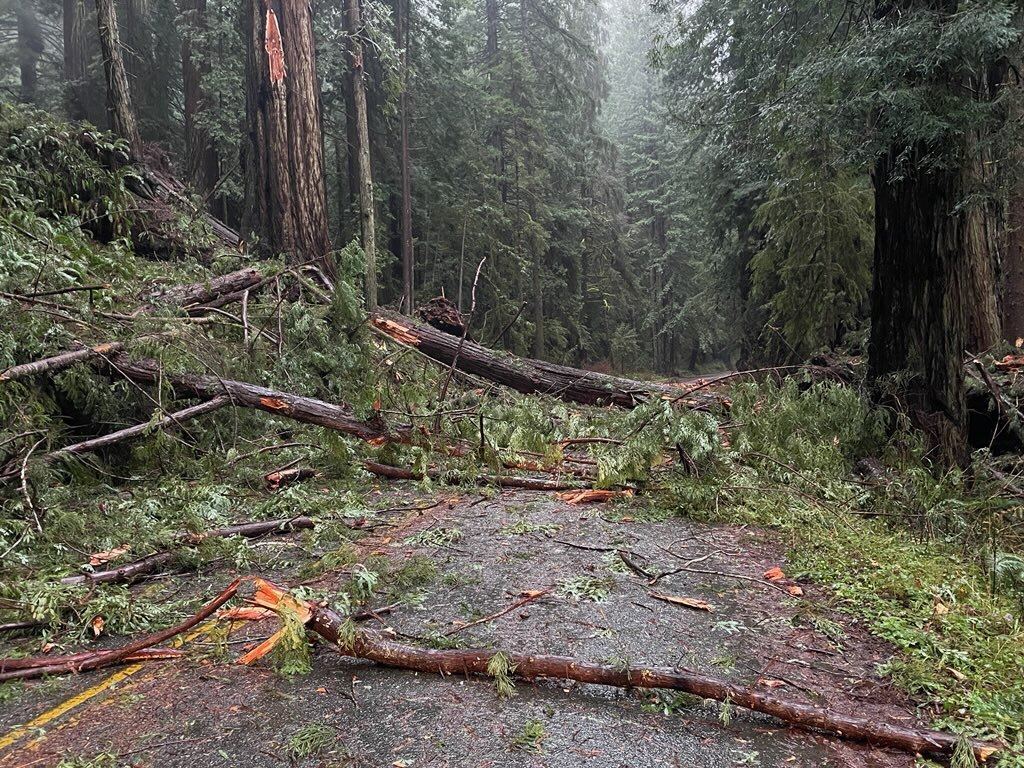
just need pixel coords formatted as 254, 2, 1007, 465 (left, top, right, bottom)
370, 310, 723, 410
361, 460, 585, 491
250, 579, 1003, 763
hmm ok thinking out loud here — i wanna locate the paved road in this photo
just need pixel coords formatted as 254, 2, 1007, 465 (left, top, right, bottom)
0, 490, 914, 768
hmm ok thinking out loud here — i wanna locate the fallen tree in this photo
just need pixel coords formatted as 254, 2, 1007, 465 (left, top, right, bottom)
108, 354, 406, 444
370, 310, 721, 410
0, 267, 264, 385
136, 267, 265, 315
0, 647, 183, 673
60, 516, 316, 586
48, 396, 232, 460
250, 579, 1001, 763
361, 460, 585, 492
0, 343, 125, 383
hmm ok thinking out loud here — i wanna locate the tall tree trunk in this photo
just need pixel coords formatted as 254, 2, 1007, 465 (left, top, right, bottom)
398, 0, 414, 313
962, 67, 1002, 352
1001, 23, 1024, 344
181, 0, 221, 203
64, 0, 105, 125
95, 0, 143, 158
15, 3, 43, 104
1005, 186, 1024, 342
341, 66, 360, 244
532, 246, 545, 358
345, 0, 377, 309
242, 0, 334, 278
869, 143, 967, 466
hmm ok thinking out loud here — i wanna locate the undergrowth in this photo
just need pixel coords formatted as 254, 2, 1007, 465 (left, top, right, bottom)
660, 379, 1024, 764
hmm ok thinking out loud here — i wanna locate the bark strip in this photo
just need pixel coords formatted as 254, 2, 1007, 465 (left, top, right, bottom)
253, 581, 1002, 763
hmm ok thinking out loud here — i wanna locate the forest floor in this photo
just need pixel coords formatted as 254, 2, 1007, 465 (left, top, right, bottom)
0, 483, 920, 768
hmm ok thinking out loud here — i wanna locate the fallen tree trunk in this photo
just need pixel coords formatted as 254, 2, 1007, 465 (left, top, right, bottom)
108, 354, 406, 444
49, 396, 231, 459
252, 580, 1001, 763
0, 578, 240, 682
370, 311, 720, 410
138, 267, 264, 315
1, 268, 262, 386
361, 460, 584, 492
0, 343, 125, 383
60, 516, 316, 586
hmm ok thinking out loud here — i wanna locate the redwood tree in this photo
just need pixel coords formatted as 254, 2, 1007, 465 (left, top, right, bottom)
868, 0, 1012, 465
344, 0, 377, 308
95, 0, 142, 158
180, 0, 220, 203
242, 0, 334, 279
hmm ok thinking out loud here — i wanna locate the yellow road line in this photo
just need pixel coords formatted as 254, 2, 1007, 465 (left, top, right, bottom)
0, 622, 216, 755
0, 663, 144, 753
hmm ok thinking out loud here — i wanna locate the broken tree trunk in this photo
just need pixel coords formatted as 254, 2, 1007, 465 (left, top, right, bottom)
0, 578, 240, 682
138, 267, 264, 314
252, 580, 1001, 763
370, 311, 720, 409
361, 460, 585, 492
60, 516, 316, 586
108, 354, 406, 444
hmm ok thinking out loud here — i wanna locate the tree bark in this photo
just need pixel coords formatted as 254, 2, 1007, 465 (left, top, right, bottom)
398, 0, 414, 313
1002, 21, 1024, 343
140, 267, 264, 313
345, 0, 378, 308
869, 141, 967, 466
370, 310, 719, 409
94, 0, 143, 158
63, 0, 106, 125
180, 0, 221, 203
242, 0, 334, 278
251, 581, 1002, 764
15, 3, 43, 104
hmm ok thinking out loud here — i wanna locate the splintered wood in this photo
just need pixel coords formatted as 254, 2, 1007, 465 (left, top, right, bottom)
555, 489, 634, 504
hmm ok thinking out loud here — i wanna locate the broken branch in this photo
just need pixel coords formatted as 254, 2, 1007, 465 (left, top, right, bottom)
0, 578, 240, 682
